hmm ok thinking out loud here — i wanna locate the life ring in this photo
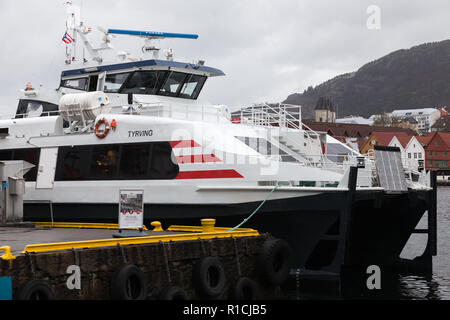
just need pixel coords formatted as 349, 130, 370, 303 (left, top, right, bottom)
94, 118, 110, 139
229, 277, 258, 300
16, 280, 56, 300
256, 238, 291, 286
110, 264, 148, 300
193, 256, 226, 298
159, 285, 188, 300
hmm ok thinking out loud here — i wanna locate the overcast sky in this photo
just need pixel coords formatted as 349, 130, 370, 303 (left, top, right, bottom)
0, 0, 449, 114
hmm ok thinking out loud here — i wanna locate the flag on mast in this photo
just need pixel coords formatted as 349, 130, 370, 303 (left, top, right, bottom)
62, 32, 74, 44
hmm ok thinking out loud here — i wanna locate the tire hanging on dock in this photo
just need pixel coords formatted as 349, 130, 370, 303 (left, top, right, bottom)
159, 286, 188, 300
16, 280, 56, 300
229, 277, 258, 300
193, 256, 226, 298
256, 238, 291, 286
110, 264, 148, 300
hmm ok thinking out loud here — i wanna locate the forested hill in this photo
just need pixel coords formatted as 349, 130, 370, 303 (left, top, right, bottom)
284, 40, 450, 119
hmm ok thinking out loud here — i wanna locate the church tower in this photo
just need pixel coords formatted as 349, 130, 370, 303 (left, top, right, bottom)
315, 97, 336, 123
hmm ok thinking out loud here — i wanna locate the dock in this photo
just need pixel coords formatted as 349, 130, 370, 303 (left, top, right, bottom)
0, 219, 291, 300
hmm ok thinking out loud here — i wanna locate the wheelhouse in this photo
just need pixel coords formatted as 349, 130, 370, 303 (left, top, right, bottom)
59, 59, 225, 100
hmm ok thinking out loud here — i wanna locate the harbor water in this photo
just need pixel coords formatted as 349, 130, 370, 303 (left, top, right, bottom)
394, 186, 450, 300
293, 186, 450, 300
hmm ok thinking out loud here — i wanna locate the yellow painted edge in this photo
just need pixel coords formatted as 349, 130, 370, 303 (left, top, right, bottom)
34, 222, 148, 231
22, 229, 260, 254
167, 225, 256, 233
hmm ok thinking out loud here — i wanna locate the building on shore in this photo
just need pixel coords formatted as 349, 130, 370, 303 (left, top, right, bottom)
424, 132, 450, 172
359, 131, 413, 155
388, 135, 424, 170
431, 115, 450, 132
391, 108, 441, 133
314, 97, 336, 123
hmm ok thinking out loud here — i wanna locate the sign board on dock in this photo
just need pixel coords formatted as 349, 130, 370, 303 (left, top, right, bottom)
118, 189, 144, 230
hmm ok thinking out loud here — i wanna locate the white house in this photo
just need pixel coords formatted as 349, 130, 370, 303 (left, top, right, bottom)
389, 135, 425, 170
391, 108, 441, 133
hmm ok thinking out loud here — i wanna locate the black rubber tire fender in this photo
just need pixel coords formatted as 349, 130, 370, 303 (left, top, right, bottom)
193, 256, 226, 298
256, 238, 292, 286
159, 285, 188, 300
16, 280, 56, 300
110, 264, 148, 300
229, 277, 258, 300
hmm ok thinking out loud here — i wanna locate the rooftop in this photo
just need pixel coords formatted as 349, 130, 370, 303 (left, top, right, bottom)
372, 131, 409, 146
391, 108, 439, 117
302, 120, 417, 138
336, 116, 373, 125
392, 135, 414, 148
314, 97, 334, 112
61, 59, 226, 78
416, 135, 432, 147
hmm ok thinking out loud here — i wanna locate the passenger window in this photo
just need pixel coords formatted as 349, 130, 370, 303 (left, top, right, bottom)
55, 142, 179, 181
90, 145, 120, 179
149, 143, 179, 179
119, 144, 150, 179
56, 146, 91, 180
104, 73, 131, 93
159, 72, 188, 97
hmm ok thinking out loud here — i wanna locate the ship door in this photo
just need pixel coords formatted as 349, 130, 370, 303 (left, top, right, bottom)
36, 147, 58, 189
96, 72, 106, 92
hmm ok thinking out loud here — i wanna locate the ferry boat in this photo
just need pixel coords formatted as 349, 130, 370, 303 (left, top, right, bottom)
0, 3, 437, 282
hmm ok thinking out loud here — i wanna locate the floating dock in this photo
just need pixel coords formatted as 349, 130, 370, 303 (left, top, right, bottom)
0, 219, 291, 300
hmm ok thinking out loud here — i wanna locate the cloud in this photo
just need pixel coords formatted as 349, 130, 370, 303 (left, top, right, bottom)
0, 0, 449, 115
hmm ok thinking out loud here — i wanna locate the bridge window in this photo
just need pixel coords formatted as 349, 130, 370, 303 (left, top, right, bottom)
15, 100, 59, 119
121, 71, 167, 95
104, 73, 131, 93
159, 72, 188, 97
61, 77, 88, 91
179, 74, 207, 99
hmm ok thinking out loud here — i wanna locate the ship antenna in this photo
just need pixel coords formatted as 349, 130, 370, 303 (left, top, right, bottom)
107, 29, 199, 60
63, 1, 113, 65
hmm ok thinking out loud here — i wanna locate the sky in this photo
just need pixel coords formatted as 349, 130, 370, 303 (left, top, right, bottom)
0, 0, 449, 115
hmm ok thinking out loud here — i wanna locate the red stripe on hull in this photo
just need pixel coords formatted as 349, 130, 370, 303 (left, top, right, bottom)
169, 140, 201, 148
176, 154, 222, 164
176, 170, 244, 179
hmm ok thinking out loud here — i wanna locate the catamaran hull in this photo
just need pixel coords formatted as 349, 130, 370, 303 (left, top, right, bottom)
24, 187, 434, 278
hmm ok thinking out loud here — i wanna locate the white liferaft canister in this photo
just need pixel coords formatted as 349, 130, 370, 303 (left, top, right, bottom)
59, 91, 110, 122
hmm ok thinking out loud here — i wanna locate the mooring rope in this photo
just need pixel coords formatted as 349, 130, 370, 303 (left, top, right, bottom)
228, 184, 280, 231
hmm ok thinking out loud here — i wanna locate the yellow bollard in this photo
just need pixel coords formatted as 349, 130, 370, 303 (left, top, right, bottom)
201, 219, 216, 233
0, 246, 16, 261
150, 221, 164, 232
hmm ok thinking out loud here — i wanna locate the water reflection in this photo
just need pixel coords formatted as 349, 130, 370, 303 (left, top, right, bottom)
289, 187, 450, 300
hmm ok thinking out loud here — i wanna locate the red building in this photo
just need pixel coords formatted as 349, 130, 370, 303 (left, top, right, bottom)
423, 132, 450, 172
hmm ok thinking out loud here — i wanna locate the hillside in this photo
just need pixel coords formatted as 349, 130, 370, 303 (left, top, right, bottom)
284, 40, 450, 119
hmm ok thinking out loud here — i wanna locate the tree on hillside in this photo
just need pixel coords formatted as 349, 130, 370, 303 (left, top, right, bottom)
372, 113, 393, 126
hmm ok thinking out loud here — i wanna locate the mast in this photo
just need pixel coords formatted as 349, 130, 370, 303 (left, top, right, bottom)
62, 2, 199, 65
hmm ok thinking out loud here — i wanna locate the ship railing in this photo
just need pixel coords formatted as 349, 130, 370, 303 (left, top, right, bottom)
235, 103, 302, 131
3, 111, 62, 120
110, 101, 231, 123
